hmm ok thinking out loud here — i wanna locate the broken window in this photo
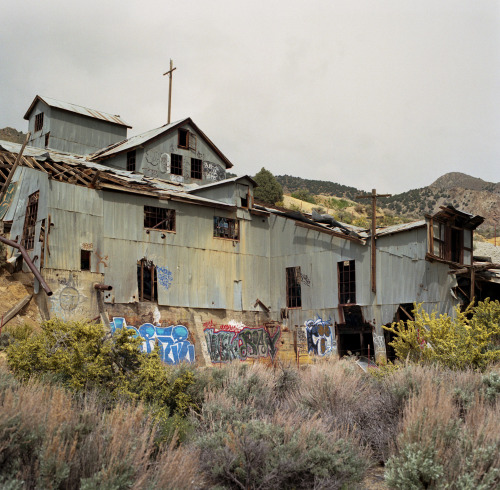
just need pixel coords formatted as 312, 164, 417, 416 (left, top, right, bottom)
144, 206, 175, 232
338, 260, 356, 304
191, 158, 202, 179
178, 128, 189, 149
21, 191, 39, 250
171, 154, 183, 175
44, 132, 50, 148
137, 259, 158, 302
81, 249, 91, 271
127, 150, 136, 172
286, 266, 302, 308
213, 216, 239, 240
34, 113, 44, 132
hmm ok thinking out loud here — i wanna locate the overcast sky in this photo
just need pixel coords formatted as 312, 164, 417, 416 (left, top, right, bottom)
1, 0, 499, 193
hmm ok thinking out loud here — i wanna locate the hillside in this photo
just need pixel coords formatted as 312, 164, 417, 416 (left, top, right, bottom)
0, 127, 27, 144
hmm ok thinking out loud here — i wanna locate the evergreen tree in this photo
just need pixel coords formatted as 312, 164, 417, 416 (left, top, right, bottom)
253, 167, 283, 205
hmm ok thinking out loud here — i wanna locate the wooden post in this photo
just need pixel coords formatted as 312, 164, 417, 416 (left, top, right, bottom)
163, 59, 177, 124
356, 189, 391, 293
0, 132, 31, 201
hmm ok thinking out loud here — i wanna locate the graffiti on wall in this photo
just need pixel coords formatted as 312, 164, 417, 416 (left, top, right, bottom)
110, 317, 195, 365
203, 320, 281, 363
373, 333, 385, 352
305, 316, 336, 356
156, 266, 174, 290
203, 161, 225, 181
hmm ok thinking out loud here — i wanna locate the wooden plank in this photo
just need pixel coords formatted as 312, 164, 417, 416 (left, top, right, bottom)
0, 294, 32, 328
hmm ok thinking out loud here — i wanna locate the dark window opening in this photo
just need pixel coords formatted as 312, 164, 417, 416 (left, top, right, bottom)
3, 221, 12, 234
171, 153, 183, 175
342, 305, 364, 327
338, 260, 356, 304
191, 158, 202, 179
178, 129, 189, 148
34, 113, 44, 132
450, 228, 463, 263
44, 132, 50, 148
213, 217, 239, 240
21, 191, 39, 250
137, 259, 158, 302
286, 266, 302, 308
127, 150, 136, 172
81, 250, 91, 271
337, 325, 374, 360
144, 206, 175, 232
241, 194, 249, 208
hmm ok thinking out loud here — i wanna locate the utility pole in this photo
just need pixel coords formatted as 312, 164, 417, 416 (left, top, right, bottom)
163, 59, 177, 124
356, 188, 391, 293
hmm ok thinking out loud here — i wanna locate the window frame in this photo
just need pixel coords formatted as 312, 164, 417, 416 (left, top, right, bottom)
126, 150, 136, 172
34, 113, 44, 132
213, 216, 239, 240
137, 258, 158, 302
170, 153, 183, 176
21, 191, 39, 250
144, 206, 176, 233
178, 128, 189, 149
338, 260, 356, 305
286, 266, 302, 309
190, 157, 203, 180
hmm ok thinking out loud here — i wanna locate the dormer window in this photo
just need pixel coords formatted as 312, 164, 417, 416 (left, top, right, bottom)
35, 113, 44, 132
178, 129, 189, 148
127, 150, 136, 172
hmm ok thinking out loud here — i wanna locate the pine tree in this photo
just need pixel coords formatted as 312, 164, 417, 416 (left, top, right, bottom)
253, 167, 283, 205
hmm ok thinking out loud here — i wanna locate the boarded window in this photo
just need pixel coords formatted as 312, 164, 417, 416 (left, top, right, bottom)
178, 129, 189, 149
21, 191, 39, 250
286, 266, 302, 308
127, 150, 136, 172
213, 217, 239, 240
171, 154, 183, 175
338, 260, 356, 304
34, 113, 44, 132
137, 259, 157, 302
81, 250, 91, 271
144, 206, 175, 232
191, 158, 202, 179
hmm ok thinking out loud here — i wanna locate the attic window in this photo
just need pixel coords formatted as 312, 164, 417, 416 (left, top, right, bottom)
171, 154, 183, 175
34, 113, 44, 132
21, 191, 39, 250
144, 206, 175, 232
191, 158, 202, 179
213, 217, 239, 240
178, 129, 189, 149
81, 250, 91, 271
286, 266, 302, 308
127, 150, 136, 172
338, 260, 356, 304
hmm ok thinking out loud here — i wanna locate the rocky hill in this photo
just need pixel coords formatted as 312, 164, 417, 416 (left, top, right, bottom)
0, 127, 27, 144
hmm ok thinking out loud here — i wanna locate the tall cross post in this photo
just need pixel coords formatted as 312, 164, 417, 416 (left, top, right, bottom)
356, 189, 391, 293
163, 59, 177, 124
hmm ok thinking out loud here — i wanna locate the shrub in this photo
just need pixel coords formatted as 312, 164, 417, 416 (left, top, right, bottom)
383, 301, 500, 371
253, 168, 283, 205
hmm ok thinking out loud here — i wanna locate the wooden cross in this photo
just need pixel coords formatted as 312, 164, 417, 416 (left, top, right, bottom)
356, 188, 391, 293
163, 59, 177, 124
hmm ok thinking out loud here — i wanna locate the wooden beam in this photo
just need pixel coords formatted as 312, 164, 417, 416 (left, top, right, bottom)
0, 132, 31, 201
0, 294, 32, 329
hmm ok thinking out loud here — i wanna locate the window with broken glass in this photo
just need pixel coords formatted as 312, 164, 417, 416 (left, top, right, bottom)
338, 260, 356, 304
34, 113, 44, 132
21, 191, 39, 250
144, 206, 175, 232
178, 128, 189, 149
286, 266, 302, 308
171, 153, 183, 175
430, 220, 472, 265
137, 259, 158, 302
126, 150, 136, 172
191, 158, 202, 179
213, 217, 239, 240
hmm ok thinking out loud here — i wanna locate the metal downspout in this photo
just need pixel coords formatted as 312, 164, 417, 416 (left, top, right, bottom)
0, 236, 53, 296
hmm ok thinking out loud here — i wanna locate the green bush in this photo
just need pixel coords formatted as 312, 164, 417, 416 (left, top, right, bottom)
383, 301, 500, 371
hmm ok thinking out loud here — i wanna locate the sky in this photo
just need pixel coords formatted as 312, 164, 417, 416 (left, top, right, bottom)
1, 0, 499, 194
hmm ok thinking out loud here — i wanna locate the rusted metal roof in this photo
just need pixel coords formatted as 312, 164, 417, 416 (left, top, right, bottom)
375, 220, 426, 237
24, 95, 132, 128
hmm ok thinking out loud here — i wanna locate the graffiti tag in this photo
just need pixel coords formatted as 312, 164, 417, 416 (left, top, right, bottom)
305, 316, 336, 356
156, 266, 174, 290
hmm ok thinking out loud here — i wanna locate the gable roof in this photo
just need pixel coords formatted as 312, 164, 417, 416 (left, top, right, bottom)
24, 95, 132, 128
188, 175, 257, 193
89, 117, 234, 169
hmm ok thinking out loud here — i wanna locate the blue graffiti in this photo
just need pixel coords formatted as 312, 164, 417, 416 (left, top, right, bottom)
110, 317, 195, 365
156, 266, 174, 290
305, 316, 336, 356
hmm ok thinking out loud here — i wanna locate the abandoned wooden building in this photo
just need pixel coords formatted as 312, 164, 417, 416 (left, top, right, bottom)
0, 95, 487, 366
